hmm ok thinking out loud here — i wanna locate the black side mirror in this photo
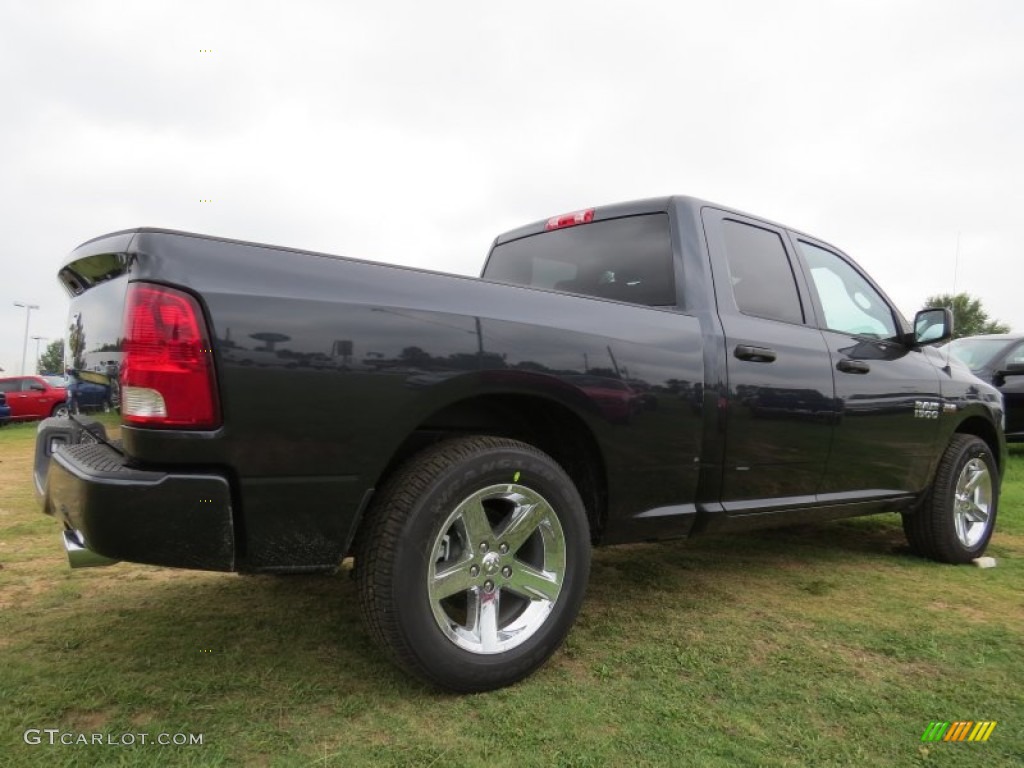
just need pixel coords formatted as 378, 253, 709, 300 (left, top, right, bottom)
29, 383, 46, 392
998, 362, 1024, 376
912, 308, 953, 346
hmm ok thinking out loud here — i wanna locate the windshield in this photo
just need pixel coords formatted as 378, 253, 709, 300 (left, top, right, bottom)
42, 375, 69, 388
943, 338, 1013, 371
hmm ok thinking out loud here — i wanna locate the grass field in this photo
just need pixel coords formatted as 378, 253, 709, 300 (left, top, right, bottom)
1, 418, 1021, 766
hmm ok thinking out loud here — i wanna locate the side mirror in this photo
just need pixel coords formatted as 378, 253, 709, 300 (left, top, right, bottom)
29, 383, 46, 392
998, 362, 1024, 376
912, 308, 953, 346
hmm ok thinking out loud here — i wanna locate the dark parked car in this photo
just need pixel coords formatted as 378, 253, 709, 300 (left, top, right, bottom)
0, 376, 69, 420
0, 392, 11, 426
44, 374, 115, 414
943, 334, 1024, 442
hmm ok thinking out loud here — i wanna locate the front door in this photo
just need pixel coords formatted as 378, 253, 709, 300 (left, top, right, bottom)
17, 378, 50, 419
995, 341, 1024, 439
792, 237, 942, 496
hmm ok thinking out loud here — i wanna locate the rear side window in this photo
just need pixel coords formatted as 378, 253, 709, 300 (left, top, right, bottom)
721, 219, 804, 324
484, 214, 676, 307
0, 380, 18, 393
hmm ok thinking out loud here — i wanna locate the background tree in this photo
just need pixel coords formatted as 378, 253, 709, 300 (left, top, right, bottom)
37, 339, 65, 374
922, 292, 1010, 339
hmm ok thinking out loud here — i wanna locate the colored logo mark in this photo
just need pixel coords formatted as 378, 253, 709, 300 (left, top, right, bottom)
921, 721, 997, 742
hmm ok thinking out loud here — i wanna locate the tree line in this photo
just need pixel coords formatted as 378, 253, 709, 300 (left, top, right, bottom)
922, 292, 1010, 339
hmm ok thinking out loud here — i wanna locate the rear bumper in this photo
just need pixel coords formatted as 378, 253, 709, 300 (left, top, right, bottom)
36, 418, 235, 571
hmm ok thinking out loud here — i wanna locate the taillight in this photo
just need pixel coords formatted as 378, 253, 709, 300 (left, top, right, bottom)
120, 283, 220, 429
545, 208, 595, 231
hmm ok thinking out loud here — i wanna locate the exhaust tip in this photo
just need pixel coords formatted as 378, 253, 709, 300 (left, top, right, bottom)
63, 529, 119, 568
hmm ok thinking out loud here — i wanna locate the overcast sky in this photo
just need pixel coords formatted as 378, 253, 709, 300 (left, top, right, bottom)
1, 0, 1022, 375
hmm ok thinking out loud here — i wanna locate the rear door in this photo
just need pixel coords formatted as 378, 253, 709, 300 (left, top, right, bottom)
5, 378, 40, 418
791, 236, 942, 495
702, 209, 837, 510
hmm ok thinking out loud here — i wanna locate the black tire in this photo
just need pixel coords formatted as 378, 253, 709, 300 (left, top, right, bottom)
903, 434, 999, 564
354, 436, 591, 692
51, 403, 69, 418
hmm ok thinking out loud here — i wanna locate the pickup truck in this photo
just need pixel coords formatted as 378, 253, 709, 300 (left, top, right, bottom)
35, 195, 1007, 692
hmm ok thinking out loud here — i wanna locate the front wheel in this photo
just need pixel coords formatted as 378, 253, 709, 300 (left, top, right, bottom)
52, 404, 69, 418
354, 436, 591, 692
903, 434, 999, 563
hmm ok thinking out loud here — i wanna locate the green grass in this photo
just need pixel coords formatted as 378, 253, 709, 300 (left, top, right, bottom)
1, 420, 1022, 766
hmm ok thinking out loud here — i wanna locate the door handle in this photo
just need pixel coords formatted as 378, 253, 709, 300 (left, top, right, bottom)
837, 359, 871, 374
734, 345, 777, 363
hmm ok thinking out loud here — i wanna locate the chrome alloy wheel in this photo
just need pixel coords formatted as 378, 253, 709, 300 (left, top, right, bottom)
953, 457, 992, 549
427, 483, 566, 655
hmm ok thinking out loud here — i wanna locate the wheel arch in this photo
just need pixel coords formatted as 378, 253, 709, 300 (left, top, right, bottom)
953, 414, 1004, 476
370, 393, 608, 543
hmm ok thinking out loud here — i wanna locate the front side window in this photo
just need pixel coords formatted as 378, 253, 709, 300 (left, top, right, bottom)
720, 219, 804, 324
798, 241, 898, 339
484, 214, 676, 307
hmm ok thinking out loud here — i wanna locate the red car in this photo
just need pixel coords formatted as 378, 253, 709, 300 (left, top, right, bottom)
0, 376, 70, 420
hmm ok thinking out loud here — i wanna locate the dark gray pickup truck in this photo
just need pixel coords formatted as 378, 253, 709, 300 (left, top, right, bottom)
35, 195, 1006, 691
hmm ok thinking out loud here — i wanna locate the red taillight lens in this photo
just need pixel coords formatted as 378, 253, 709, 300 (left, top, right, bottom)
120, 283, 220, 429
545, 208, 595, 231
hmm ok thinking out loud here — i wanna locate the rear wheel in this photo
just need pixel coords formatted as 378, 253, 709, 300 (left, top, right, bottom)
903, 434, 999, 563
52, 404, 69, 418
354, 436, 591, 692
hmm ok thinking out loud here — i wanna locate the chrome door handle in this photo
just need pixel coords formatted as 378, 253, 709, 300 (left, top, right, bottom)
734, 345, 777, 363
837, 359, 871, 374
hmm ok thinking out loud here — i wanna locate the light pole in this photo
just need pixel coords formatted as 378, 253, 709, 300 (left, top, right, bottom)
14, 301, 40, 376
31, 335, 48, 374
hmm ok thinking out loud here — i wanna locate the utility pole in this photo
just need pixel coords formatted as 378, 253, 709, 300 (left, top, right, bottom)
31, 335, 48, 374
14, 301, 40, 376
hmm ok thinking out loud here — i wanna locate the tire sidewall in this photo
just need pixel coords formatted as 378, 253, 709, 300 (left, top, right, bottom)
389, 444, 590, 689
